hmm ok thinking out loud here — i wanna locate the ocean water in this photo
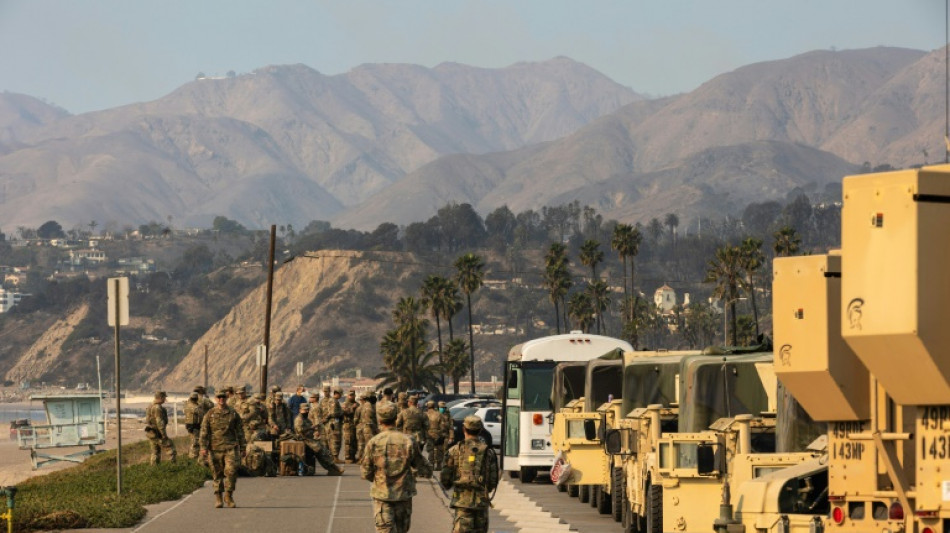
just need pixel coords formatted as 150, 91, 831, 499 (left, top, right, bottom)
0, 406, 46, 423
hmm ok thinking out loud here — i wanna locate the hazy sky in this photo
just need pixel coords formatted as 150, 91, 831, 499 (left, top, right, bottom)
1, 1, 945, 114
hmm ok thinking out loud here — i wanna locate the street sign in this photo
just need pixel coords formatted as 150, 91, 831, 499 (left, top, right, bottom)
107, 277, 129, 326
256, 345, 267, 367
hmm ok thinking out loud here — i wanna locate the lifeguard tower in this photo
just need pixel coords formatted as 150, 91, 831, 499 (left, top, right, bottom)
15, 393, 106, 469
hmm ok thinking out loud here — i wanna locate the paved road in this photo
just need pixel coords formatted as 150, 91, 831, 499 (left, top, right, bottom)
67, 462, 518, 533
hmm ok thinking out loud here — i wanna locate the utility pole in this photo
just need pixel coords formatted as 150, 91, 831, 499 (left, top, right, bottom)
260, 225, 276, 394
203, 345, 208, 390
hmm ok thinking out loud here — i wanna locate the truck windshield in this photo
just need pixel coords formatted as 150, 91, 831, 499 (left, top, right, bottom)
622, 362, 678, 417
523, 363, 556, 411
683, 361, 769, 433
586, 363, 622, 411
551, 363, 586, 412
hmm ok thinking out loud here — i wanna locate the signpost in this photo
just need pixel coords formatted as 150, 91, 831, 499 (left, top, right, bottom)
107, 277, 129, 496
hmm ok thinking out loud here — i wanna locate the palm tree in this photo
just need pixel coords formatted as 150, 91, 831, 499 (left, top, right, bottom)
455, 253, 485, 394
704, 245, 743, 346
773, 225, 801, 257
588, 279, 611, 335
578, 239, 604, 280
738, 237, 765, 338
384, 296, 430, 389
443, 338, 469, 394
421, 275, 453, 393
568, 291, 596, 333
611, 224, 642, 324
543, 243, 572, 333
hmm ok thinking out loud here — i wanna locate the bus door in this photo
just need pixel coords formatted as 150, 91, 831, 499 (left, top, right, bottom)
503, 361, 522, 464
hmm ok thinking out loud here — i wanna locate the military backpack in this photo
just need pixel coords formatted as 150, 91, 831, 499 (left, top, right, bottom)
453, 441, 498, 491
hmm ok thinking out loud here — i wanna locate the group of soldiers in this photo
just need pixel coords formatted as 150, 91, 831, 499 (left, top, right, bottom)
145, 384, 498, 532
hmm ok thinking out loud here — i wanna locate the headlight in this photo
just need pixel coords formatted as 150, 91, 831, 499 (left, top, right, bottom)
531, 439, 546, 450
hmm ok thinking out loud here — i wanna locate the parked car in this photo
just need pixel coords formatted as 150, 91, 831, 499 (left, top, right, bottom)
447, 398, 500, 417
450, 406, 499, 448
9, 418, 32, 440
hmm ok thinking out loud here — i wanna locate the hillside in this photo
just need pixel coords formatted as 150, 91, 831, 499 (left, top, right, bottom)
0, 58, 639, 229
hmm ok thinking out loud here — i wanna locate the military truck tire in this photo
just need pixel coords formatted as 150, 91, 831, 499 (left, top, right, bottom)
557, 482, 567, 493
509, 470, 519, 479
519, 466, 537, 484
645, 484, 662, 533
596, 485, 612, 514
568, 484, 579, 497
590, 485, 600, 508
611, 468, 624, 522
579, 485, 590, 503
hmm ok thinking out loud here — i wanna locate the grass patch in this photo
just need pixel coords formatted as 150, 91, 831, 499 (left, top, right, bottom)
12, 437, 209, 532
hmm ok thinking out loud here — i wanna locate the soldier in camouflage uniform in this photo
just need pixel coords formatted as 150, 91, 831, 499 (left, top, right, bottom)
265, 385, 281, 407
183, 392, 203, 458
395, 391, 408, 417
200, 390, 246, 508
307, 394, 329, 449
145, 391, 177, 464
395, 394, 428, 445
424, 400, 446, 469
439, 401, 454, 460
225, 385, 238, 409
294, 403, 344, 475
321, 386, 344, 462
238, 392, 267, 445
342, 390, 359, 463
268, 391, 292, 437
440, 416, 499, 533
361, 403, 432, 533
233, 386, 249, 414
356, 392, 379, 461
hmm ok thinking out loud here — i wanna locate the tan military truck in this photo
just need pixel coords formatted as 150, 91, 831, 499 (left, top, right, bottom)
551, 350, 624, 512
838, 165, 950, 533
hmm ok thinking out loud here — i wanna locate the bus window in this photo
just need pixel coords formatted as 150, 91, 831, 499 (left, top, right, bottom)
523, 364, 555, 411
507, 366, 521, 400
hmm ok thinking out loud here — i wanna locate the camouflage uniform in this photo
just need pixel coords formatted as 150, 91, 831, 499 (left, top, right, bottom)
145, 391, 177, 464
183, 393, 203, 458
321, 387, 344, 460
361, 403, 433, 533
440, 416, 499, 533
225, 386, 238, 409
395, 392, 408, 417
294, 406, 344, 475
425, 401, 445, 469
395, 397, 428, 445
342, 390, 359, 463
239, 392, 268, 444
201, 392, 246, 508
268, 392, 292, 436
356, 393, 379, 461
439, 401, 454, 459
264, 385, 281, 408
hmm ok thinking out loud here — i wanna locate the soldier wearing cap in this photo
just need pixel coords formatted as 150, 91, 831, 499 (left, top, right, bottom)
323, 386, 344, 462
294, 403, 344, 476
395, 394, 428, 445
201, 390, 246, 508
356, 392, 378, 461
342, 389, 359, 463
439, 401, 454, 460
184, 392, 203, 458
145, 391, 177, 465
268, 391, 291, 436
225, 386, 238, 409
440, 416, 499, 533
396, 391, 409, 417
265, 385, 282, 407
424, 400, 446, 469
238, 392, 266, 445
361, 402, 432, 533
233, 385, 249, 414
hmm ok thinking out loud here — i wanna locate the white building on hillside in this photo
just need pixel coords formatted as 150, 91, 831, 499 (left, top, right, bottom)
0, 288, 26, 313
654, 284, 677, 313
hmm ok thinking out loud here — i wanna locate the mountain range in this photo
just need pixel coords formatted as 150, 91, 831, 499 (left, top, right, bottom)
0, 46, 945, 233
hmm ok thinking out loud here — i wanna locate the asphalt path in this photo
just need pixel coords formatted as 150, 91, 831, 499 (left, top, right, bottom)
63, 462, 519, 533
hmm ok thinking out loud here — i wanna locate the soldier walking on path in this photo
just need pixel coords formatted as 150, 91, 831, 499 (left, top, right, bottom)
294, 403, 344, 475
183, 392, 202, 458
356, 392, 378, 461
145, 391, 177, 465
439, 401, 453, 460
201, 390, 246, 508
424, 400, 445, 470
440, 416, 499, 533
361, 403, 432, 533
396, 394, 428, 445
342, 389, 359, 463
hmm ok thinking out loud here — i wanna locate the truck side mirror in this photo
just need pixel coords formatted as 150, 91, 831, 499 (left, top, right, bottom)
583, 419, 597, 441
697, 443, 717, 475
605, 429, 622, 454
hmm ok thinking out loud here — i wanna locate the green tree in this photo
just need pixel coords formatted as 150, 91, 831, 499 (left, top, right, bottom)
773, 225, 801, 257
612, 223, 643, 326
567, 291, 595, 333
704, 245, 743, 346
455, 253, 485, 394
443, 338, 469, 394
421, 275, 457, 393
738, 237, 765, 338
37, 220, 65, 239
588, 279, 611, 335
543, 243, 572, 334
378, 296, 432, 390
578, 239, 604, 280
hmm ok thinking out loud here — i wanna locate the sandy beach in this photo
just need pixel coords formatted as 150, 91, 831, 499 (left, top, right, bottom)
0, 395, 193, 487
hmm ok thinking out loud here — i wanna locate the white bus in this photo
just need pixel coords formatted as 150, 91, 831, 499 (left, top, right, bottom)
501, 331, 633, 483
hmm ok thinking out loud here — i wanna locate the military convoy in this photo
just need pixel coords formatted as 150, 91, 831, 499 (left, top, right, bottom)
522, 165, 950, 532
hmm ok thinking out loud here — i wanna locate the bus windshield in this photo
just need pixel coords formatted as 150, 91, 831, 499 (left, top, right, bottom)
523, 363, 556, 411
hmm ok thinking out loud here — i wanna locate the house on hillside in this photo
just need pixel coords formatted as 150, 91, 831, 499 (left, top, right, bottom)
654, 284, 677, 314
0, 287, 27, 313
